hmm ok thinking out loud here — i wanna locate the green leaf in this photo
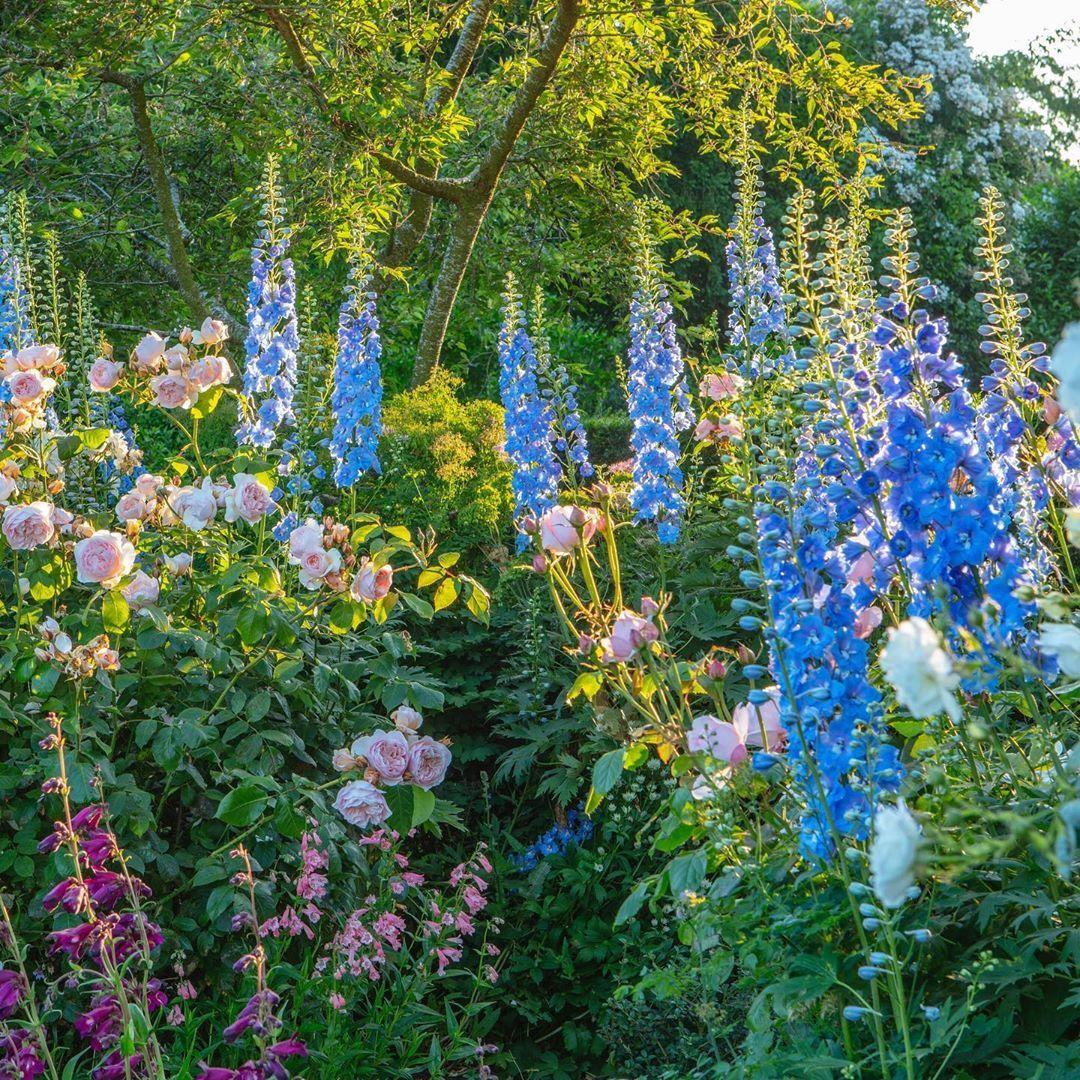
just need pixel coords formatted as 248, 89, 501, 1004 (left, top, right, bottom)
623, 742, 649, 770
592, 748, 625, 795
614, 881, 649, 926
236, 605, 267, 646
666, 848, 707, 897
433, 577, 460, 612
401, 592, 435, 620
215, 783, 268, 826
567, 671, 603, 703
384, 784, 436, 832
102, 590, 130, 633
30, 664, 60, 697
190, 384, 223, 420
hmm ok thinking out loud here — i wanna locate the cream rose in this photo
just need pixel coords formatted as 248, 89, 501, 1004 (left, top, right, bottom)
2, 501, 56, 550
164, 553, 193, 577
73, 530, 136, 588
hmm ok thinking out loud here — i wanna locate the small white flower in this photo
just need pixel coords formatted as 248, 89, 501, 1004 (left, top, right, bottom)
1039, 623, 1080, 680
869, 801, 921, 909
879, 617, 961, 721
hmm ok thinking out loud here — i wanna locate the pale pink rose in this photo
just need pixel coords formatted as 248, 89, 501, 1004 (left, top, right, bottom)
298, 546, 342, 590
392, 706, 424, 734
223, 473, 273, 524
93, 645, 120, 671
539, 505, 597, 555
847, 550, 877, 587
193, 317, 228, 346
115, 491, 148, 523
122, 570, 160, 611
73, 530, 136, 587
164, 553, 193, 577
51, 507, 74, 534
332, 749, 357, 772
694, 416, 742, 444
163, 345, 189, 370
408, 736, 452, 789
600, 610, 658, 663
854, 605, 883, 640
350, 557, 393, 603
0, 474, 18, 505
700, 371, 744, 401
150, 373, 197, 410
688, 714, 748, 767
135, 474, 163, 499
15, 344, 60, 370
2, 501, 56, 550
187, 354, 232, 391
172, 481, 217, 531
7, 368, 54, 404
135, 332, 167, 366
287, 519, 325, 562
364, 729, 411, 785
732, 688, 785, 752
334, 780, 391, 829
89, 357, 123, 392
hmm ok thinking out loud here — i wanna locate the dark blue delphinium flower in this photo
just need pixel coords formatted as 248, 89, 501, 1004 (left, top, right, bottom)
512, 807, 595, 872
627, 279, 692, 545
756, 476, 901, 861
237, 159, 299, 450
330, 258, 383, 486
499, 274, 561, 547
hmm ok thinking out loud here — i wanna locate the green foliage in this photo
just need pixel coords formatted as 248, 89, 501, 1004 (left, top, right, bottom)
375, 370, 513, 555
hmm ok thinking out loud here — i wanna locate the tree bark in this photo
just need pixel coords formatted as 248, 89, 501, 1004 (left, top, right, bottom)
101, 71, 212, 327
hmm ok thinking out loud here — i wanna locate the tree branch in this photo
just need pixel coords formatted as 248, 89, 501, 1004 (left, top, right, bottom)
99, 69, 212, 327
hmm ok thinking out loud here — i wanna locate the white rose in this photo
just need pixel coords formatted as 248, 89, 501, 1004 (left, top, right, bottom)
879, 617, 961, 721
869, 801, 921, 909
135, 332, 167, 366
1039, 623, 1080, 680
287, 519, 325, 563
164, 553, 193, 577
172, 480, 218, 531
122, 570, 160, 611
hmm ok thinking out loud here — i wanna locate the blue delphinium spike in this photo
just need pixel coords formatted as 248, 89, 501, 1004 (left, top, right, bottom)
237, 158, 300, 449
498, 274, 561, 547
330, 255, 383, 486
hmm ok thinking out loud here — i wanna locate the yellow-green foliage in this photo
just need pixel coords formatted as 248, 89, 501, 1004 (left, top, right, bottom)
378, 370, 513, 552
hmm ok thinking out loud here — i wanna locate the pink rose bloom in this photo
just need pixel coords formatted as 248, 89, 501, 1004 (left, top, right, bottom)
298, 546, 342, 590
539, 505, 596, 555
7, 368, 54, 405
73, 530, 136, 587
163, 345, 189, 370
172, 481, 217, 531
135, 332, 167, 366
187, 354, 232, 390
847, 550, 877, 587
364, 730, 411, 785
334, 780, 391, 829
193, 317, 229, 346
93, 644, 120, 671
3, 501, 56, 550
287, 519, 324, 562
89, 358, 123, 392
732, 687, 785, 751
392, 706, 424, 734
15, 344, 60, 370
854, 605, 883, 640
600, 610, 658, 663
350, 557, 393, 603
0, 474, 18, 505
52, 507, 74, 534
694, 416, 743, 444
688, 714, 749, 767
700, 371, 744, 401
408, 736, 452, 789
150, 373, 197, 410
122, 570, 160, 611
135, 474, 163, 499
164, 553, 192, 577
115, 491, 148, 523
223, 473, 274, 524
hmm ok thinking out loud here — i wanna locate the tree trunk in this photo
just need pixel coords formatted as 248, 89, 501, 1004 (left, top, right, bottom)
411, 196, 490, 386
125, 80, 211, 326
